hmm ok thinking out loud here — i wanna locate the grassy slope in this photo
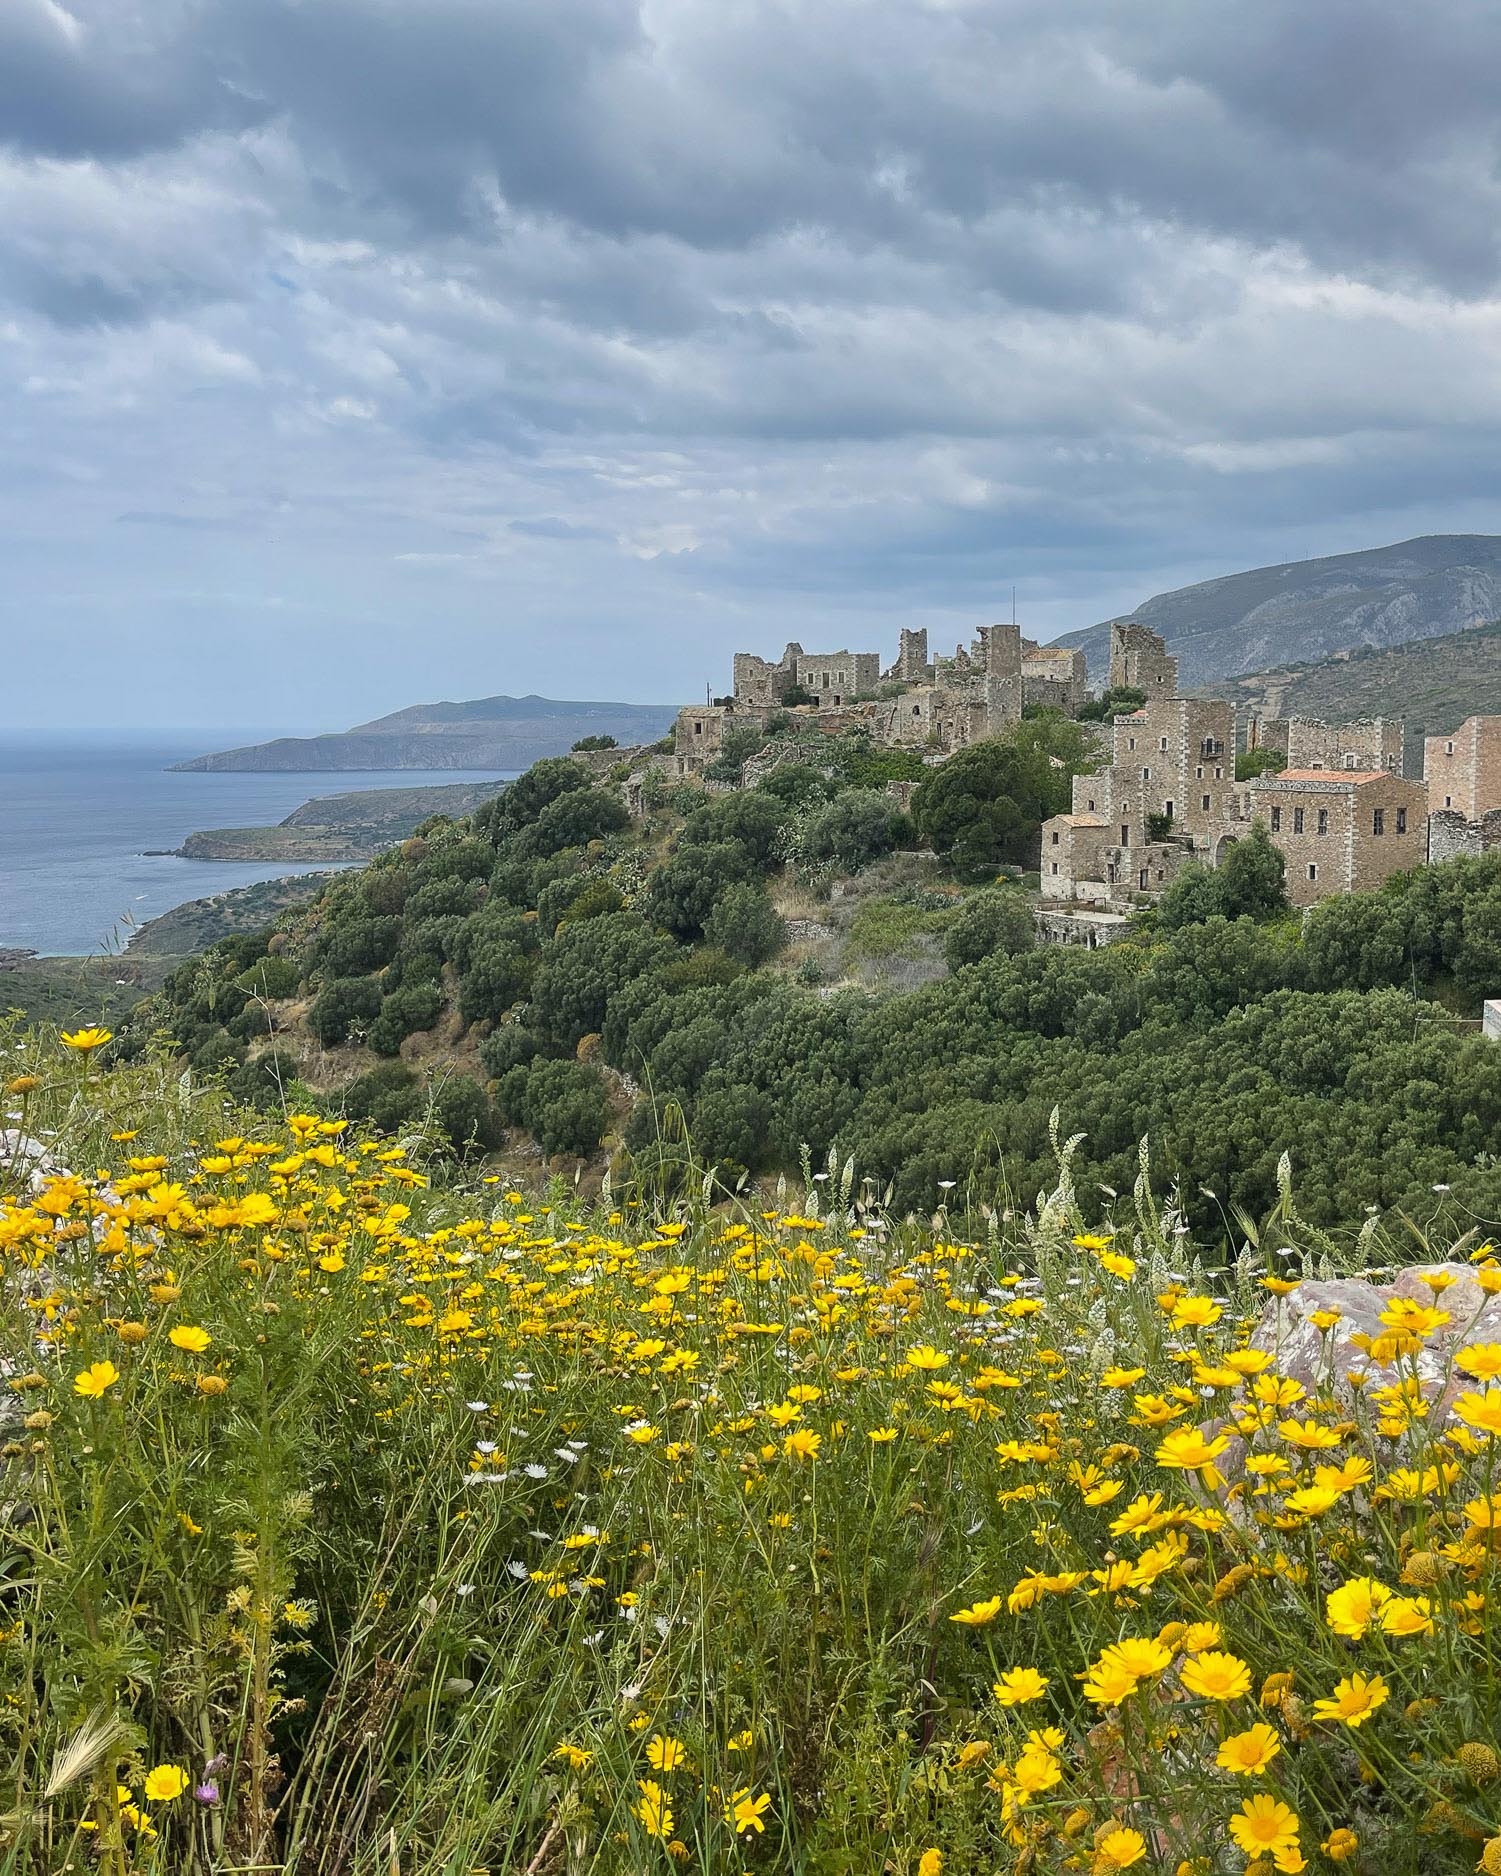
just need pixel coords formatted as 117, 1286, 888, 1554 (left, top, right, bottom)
0, 877, 342, 1028
0, 955, 159, 1027
125, 873, 341, 956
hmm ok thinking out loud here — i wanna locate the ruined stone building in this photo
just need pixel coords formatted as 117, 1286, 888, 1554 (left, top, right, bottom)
675, 618, 1039, 777
1109, 620, 1179, 701
669, 614, 1501, 930
673, 703, 730, 768
1425, 715, 1501, 860
1284, 717, 1404, 774
1021, 641, 1090, 712
731, 643, 880, 709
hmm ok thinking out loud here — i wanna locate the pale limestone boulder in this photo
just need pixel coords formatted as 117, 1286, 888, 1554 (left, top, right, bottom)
1200, 1264, 1501, 1498
1250, 1262, 1501, 1416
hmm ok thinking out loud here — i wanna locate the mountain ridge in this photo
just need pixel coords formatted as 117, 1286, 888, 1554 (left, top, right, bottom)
1055, 533, 1501, 688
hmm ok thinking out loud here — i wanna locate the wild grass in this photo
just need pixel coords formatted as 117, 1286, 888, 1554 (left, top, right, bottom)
4, 1026, 1501, 1873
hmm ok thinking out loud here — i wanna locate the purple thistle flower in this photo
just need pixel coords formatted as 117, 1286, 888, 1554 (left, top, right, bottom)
194, 1781, 220, 1806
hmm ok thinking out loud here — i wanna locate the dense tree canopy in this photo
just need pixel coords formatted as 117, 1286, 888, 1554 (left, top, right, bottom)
911, 736, 1078, 876
131, 742, 1501, 1233
1155, 823, 1289, 929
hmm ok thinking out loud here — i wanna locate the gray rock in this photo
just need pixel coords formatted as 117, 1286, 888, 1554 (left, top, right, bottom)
1250, 1262, 1501, 1417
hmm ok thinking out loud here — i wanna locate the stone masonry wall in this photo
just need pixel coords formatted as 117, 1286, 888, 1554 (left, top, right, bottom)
1108, 621, 1178, 700
794, 651, 881, 701
1286, 716, 1404, 775
1249, 773, 1426, 906
1424, 716, 1501, 820
1428, 806, 1501, 863
894, 627, 930, 683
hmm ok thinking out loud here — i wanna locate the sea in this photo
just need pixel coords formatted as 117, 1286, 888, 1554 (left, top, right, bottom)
0, 729, 516, 958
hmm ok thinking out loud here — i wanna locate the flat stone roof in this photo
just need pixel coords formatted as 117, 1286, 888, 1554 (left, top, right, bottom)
1263, 768, 1390, 786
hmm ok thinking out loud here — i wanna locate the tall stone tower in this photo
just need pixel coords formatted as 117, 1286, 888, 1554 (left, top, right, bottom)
978, 623, 1023, 732
1109, 622, 1178, 700
896, 627, 929, 683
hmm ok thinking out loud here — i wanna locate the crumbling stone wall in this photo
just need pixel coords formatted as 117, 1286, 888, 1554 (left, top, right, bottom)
893, 627, 930, 683
1109, 621, 1178, 700
732, 643, 803, 707
1286, 716, 1404, 775
1021, 640, 1089, 712
673, 705, 728, 761
1244, 714, 1290, 759
1428, 805, 1501, 863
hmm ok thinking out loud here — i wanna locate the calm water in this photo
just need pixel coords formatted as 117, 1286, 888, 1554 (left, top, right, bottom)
0, 730, 514, 957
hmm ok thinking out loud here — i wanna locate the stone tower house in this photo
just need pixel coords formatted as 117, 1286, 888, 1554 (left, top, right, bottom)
1109, 622, 1178, 700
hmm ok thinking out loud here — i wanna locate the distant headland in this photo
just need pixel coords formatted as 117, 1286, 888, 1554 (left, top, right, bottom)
170, 693, 681, 772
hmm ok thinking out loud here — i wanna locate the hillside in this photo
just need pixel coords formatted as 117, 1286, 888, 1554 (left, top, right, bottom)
0, 952, 157, 1028
171, 694, 679, 772
176, 779, 510, 860
1210, 617, 1501, 758
119, 733, 1501, 1236
124, 872, 340, 956
1055, 533, 1501, 688
0, 876, 342, 1027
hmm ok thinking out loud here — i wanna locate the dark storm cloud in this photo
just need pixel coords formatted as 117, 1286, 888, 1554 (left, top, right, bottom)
204, 0, 1501, 288
2, 0, 1500, 725
0, 0, 260, 161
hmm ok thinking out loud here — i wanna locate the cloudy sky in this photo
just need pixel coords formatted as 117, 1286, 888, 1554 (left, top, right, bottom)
5, 0, 1501, 729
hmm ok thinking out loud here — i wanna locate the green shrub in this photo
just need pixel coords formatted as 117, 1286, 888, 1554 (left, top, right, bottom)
234, 954, 299, 1000
942, 887, 1035, 970
317, 915, 402, 977
431, 1073, 500, 1155
647, 843, 761, 941
911, 736, 1068, 877
797, 790, 908, 874
702, 882, 786, 966
1156, 824, 1289, 930
532, 912, 676, 1044
479, 1026, 548, 1080
369, 981, 443, 1056
496, 1056, 609, 1156
228, 1046, 300, 1109
342, 1059, 424, 1134
308, 975, 383, 1045
1236, 746, 1287, 781
1077, 683, 1146, 721
517, 786, 629, 859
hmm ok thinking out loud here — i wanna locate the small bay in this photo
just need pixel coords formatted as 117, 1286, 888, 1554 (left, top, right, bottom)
0, 729, 514, 957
